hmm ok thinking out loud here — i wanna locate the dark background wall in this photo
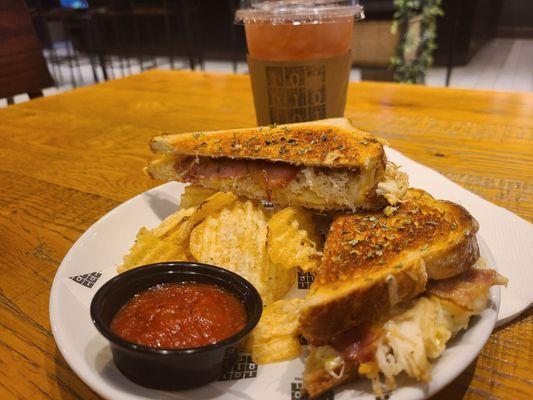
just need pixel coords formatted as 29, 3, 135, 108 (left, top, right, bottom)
497, 0, 533, 37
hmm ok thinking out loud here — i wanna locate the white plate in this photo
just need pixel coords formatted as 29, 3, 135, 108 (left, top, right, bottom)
49, 182, 500, 400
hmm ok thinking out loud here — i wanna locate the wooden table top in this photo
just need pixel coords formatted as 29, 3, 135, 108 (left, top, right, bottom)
0, 70, 531, 399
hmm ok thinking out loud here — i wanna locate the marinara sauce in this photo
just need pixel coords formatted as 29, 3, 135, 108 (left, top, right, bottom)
110, 283, 247, 349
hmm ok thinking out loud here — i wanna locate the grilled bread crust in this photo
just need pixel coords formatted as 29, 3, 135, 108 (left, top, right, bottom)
149, 118, 386, 172
299, 189, 480, 344
303, 361, 357, 399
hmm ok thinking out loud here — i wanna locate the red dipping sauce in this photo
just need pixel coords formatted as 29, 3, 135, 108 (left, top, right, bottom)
110, 283, 247, 349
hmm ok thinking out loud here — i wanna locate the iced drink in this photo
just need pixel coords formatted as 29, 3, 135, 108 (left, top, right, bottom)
244, 18, 354, 61
236, 1, 363, 125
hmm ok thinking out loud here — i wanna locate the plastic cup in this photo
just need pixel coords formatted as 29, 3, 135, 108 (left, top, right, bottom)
236, 0, 364, 125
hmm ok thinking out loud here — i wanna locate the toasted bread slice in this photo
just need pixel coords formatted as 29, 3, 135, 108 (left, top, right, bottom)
148, 118, 385, 170
299, 189, 480, 344
145, 118, 407, 211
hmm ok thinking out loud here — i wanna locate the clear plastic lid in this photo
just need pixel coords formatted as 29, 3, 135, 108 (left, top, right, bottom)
235, 0, 364, 24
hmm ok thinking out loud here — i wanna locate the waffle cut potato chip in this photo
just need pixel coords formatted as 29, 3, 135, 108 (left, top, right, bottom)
180, 184, 218, 209
118, 191, 237, 272
267, 207, 322, 272
246, 298, 304, 364
189, 200, 295, 305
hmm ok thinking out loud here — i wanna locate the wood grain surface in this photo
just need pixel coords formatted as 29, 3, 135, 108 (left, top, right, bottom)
0, 70, 531, 399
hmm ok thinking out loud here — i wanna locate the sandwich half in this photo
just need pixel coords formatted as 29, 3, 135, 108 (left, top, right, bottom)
298, 189, 506, 397
299, 189, 481, 345
146, 118, 408, 211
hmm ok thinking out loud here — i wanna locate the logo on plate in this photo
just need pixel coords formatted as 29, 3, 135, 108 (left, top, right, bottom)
69, 272, 102, 288
298, 271, 314, 289
291, 377, 334, 399
219, 347, 258, 381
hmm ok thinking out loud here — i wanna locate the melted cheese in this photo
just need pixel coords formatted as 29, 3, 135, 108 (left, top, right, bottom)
364, 295, 473, 392
376, 162, 409, 205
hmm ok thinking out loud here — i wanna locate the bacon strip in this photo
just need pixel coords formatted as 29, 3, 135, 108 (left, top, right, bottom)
247, 160, 301, 199
330, 323, 383, 363
176, 157, 248, 181
174, 156, 301, 191
427, 268, 507, 312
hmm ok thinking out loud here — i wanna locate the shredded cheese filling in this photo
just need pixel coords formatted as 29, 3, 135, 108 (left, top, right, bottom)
362, 295, 473, 394
307, 294, 479, 398
377, 161, 409, 205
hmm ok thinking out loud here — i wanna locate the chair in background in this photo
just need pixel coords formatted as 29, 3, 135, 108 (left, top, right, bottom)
24, 0, 201, 90
0, 0, 54, 104
100, 0, 200, 73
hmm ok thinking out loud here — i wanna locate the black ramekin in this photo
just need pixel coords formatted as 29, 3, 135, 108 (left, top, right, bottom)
90, 262, 263, 390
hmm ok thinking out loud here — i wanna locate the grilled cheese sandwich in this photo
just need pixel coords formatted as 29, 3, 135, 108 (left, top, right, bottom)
146, 118, 408, 211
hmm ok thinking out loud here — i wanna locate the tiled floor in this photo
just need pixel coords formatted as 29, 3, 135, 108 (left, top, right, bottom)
426, 39, 533, 92
2, 38, 532, 108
